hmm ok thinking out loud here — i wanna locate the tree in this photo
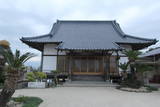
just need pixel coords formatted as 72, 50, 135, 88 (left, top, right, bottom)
34, 72, 47, 82
123, 50, 141, 63
0, 46, 35, 107
119, 62, 129, 80
0, 40, 10, 84
135, 63, 153, 83
123, 50, 141, 75
120, 50, 143, 88
119, 62, 129, 72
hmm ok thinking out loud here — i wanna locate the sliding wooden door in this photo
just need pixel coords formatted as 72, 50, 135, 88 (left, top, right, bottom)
71, 56, 104, 75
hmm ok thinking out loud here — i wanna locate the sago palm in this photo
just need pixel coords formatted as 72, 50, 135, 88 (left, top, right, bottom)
119, 62, 129, 72
123, 50, 141, 63
0, 48, 35, 107
122, 50, 142, 83
0, 40, 10, 84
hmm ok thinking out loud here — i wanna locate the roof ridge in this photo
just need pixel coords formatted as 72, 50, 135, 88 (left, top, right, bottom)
21, 34, 51, 40
50, 21, 61, 37
111, 21, 125, 37
125, 34, 157, 42
147, 47, 160, 52
57, 19, 115, 22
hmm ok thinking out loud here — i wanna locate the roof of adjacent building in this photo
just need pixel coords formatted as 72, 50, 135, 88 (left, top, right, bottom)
21, 20, 157, 51
140, 47, 160, 57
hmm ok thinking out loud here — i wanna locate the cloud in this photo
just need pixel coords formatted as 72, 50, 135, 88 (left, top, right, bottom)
29, 56, 41, 62
0, 0, 160, 67
118, 6, 141, 25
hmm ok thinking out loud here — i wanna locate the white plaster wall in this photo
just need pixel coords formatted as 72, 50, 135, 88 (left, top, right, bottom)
42, 44, 66, 72
42, 56, 57, 72
119, 57, 128, 64
58, 51, 66, 55
43, 44, 66, 55
43, 44, 57, 55
119, 57, 129, 72
118, 44, 132, 72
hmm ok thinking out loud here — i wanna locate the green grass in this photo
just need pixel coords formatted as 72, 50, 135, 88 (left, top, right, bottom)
12, 96, 43, 107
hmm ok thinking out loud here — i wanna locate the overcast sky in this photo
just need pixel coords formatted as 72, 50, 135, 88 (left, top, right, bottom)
0, 0, 160, 68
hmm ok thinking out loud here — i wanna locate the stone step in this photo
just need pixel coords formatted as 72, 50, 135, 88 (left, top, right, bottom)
59, 81, 119, 87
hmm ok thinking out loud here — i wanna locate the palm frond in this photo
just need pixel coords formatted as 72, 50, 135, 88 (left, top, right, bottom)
0, 47, 35, 71
123, 50, 141, 62
119, 62, 129, 71
20, 53, 36, 64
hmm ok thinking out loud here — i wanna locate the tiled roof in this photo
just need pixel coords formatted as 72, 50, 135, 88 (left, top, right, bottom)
140, 47, 160, 57
21, 20, 157, 51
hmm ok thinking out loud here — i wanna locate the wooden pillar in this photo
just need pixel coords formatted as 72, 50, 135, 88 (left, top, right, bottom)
56, 49, 59, 72
115, 50, 119, 75
104, 51, 110, 81
40, 44, 44, 72
107, 51, 114, 82
154, 55, 156, 73
108, 54, 111, 81
68, 53, 72, 81
103, 55, 107, 81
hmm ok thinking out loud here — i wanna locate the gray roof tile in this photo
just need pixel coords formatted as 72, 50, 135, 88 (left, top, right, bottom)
140, 47, 160, 57
21, 20, 157, 51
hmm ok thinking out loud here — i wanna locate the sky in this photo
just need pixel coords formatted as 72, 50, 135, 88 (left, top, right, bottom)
0, 0, 160, 68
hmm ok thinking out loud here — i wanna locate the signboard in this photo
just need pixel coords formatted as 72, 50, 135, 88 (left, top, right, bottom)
28, 82, 46, 88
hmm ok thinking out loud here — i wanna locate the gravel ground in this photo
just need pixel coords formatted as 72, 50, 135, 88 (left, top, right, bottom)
13, 87, 160, 107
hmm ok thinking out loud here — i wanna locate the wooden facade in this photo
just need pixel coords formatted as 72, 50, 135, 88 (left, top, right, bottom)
57, 52, 118, 81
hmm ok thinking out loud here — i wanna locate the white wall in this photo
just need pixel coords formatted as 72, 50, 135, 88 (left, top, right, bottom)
42, 44, 66, 73
119, 57, 128, 71
43, 44, 66, 55
43, 44, 57, 55
119, 57, 128, 64
42, 56, 57, 72
118, 44, 132, 72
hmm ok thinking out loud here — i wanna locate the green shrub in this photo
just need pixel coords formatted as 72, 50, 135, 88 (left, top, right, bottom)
146, 86, 159, 91
26, 72, 36, 82
120, 80, 142, 89
34, 72, 47, 81
26, 72, 47, 82
120, 74, 143, 89
51, 70, 59, 73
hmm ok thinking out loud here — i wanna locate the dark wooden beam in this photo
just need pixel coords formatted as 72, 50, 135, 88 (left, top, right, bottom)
40, 44, 44, 72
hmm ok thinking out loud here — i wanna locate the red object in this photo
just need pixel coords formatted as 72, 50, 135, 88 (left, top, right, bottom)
149, 75, 160, 83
